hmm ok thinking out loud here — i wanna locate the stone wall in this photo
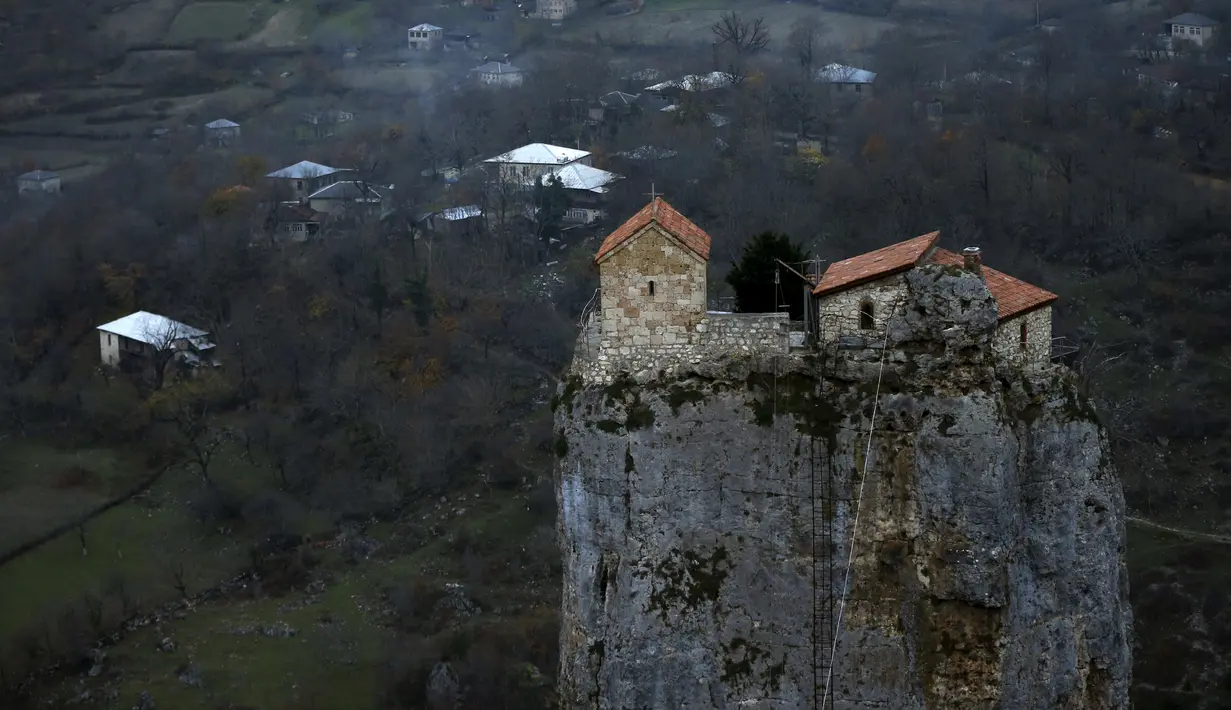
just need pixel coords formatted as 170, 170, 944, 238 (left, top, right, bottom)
816, 274, 908, 345
993, 306, 1053, 370
575, 312, 791, 384
598, 225, 708, 351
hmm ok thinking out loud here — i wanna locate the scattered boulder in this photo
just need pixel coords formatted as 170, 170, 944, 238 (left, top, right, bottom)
157, 637, 176, 653
426, 662, 461, 710
87, 648, 106, 677
132, 690, 155, 710
432, 583, 478, 624
178, 663, 203, 688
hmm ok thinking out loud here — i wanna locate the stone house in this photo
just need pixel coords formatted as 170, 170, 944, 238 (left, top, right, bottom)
96, 311, 217, 371
16, 169, 61, 196
811, 231, 1058, 369
1166, 12, 1219, 49
204, 119, 241, 146
407, 23, 443, 50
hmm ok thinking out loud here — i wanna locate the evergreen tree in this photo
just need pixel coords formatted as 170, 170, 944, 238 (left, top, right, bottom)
532, 174, 572, 245
726, 232, 808, 318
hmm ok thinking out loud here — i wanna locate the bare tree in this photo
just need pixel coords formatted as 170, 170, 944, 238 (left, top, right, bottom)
171, 402, 223, 483
787, 16, 825, 77
712, 12, 770, 56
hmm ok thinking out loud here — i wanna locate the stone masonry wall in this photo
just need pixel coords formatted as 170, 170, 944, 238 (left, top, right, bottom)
816, 274, 908, 345
575, 312, 790, 384
598, 225, 707, 350
993, 306, 1053, 371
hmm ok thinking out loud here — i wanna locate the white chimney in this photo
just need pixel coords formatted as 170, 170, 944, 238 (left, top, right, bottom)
962, 246, 983, 275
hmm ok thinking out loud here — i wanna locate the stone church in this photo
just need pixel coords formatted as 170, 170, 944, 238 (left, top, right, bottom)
583, 198, 1059, 378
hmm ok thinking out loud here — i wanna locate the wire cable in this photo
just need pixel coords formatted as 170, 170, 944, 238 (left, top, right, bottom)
820, 298, 900, 710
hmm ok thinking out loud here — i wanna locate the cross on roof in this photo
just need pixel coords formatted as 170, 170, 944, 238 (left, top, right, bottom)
645, 183, 663, 200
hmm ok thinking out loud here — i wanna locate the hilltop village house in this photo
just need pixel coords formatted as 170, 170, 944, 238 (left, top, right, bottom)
265, 160, 353, 201
407, 23, 443, 50
579, 200, 1058, 380
482, 142, 593, 184
204, 119, 241, 146
96, 311, 217, 374
1166, 12, 1219, 48
471, 60, 525, 87
16, 169, 61, 196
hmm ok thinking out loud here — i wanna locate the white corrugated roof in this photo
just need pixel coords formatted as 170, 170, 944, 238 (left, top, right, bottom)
472, 61, 523, 74
18, 170, 58, 180
645, 71, 736, 93
205, 119, 239, 128
441, 205, 482, 220
814, 64, 877, 84
409, 23, 443, 31
483, 143, 590, 165
307, 181, 385, 200
97, 311, 210, 347
266, 160, 348, 179
541, 163, 620, 193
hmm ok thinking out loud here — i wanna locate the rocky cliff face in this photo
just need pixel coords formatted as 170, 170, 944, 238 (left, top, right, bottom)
554, 265, 1132, 709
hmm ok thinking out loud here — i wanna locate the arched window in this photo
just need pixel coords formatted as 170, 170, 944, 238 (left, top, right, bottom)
1019, 321, 1028, 350
648, 281, 655, 296
859, 300, 874, 330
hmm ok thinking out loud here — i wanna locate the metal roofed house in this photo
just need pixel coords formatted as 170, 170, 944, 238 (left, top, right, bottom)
97, 311, 218, 384
306, 181, 391, 217
1166, 12, 1219, 48
420, 205, 484, 236
408, 23, 444, 50
541, 163, 622, 224
811, 231, 1058, 369
204, 118, 241, 146
16, 169, 61, 197
482, 142, 592, 184
471, 60, 525, 87
266, 160, 354, 201
644, 71, 737, 102
814, 63, 877, 99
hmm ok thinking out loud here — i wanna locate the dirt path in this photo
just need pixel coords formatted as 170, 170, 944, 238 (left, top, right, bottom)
1127, 516, 1231, 545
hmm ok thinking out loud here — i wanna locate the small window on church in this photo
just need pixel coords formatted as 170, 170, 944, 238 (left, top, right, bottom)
859, 301, 874, 330
1020, 321, 1028, 350
648, 281, 655, 296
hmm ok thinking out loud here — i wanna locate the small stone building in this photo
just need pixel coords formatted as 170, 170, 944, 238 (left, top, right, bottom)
594, 197, 711, 352
581, 198, 790, 382
812, 230, 1058, 369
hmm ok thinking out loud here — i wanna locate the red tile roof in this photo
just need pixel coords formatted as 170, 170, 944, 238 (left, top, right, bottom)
594, 197, 712, 264
928, 248, 1057, 320
812, 231, 939, 296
